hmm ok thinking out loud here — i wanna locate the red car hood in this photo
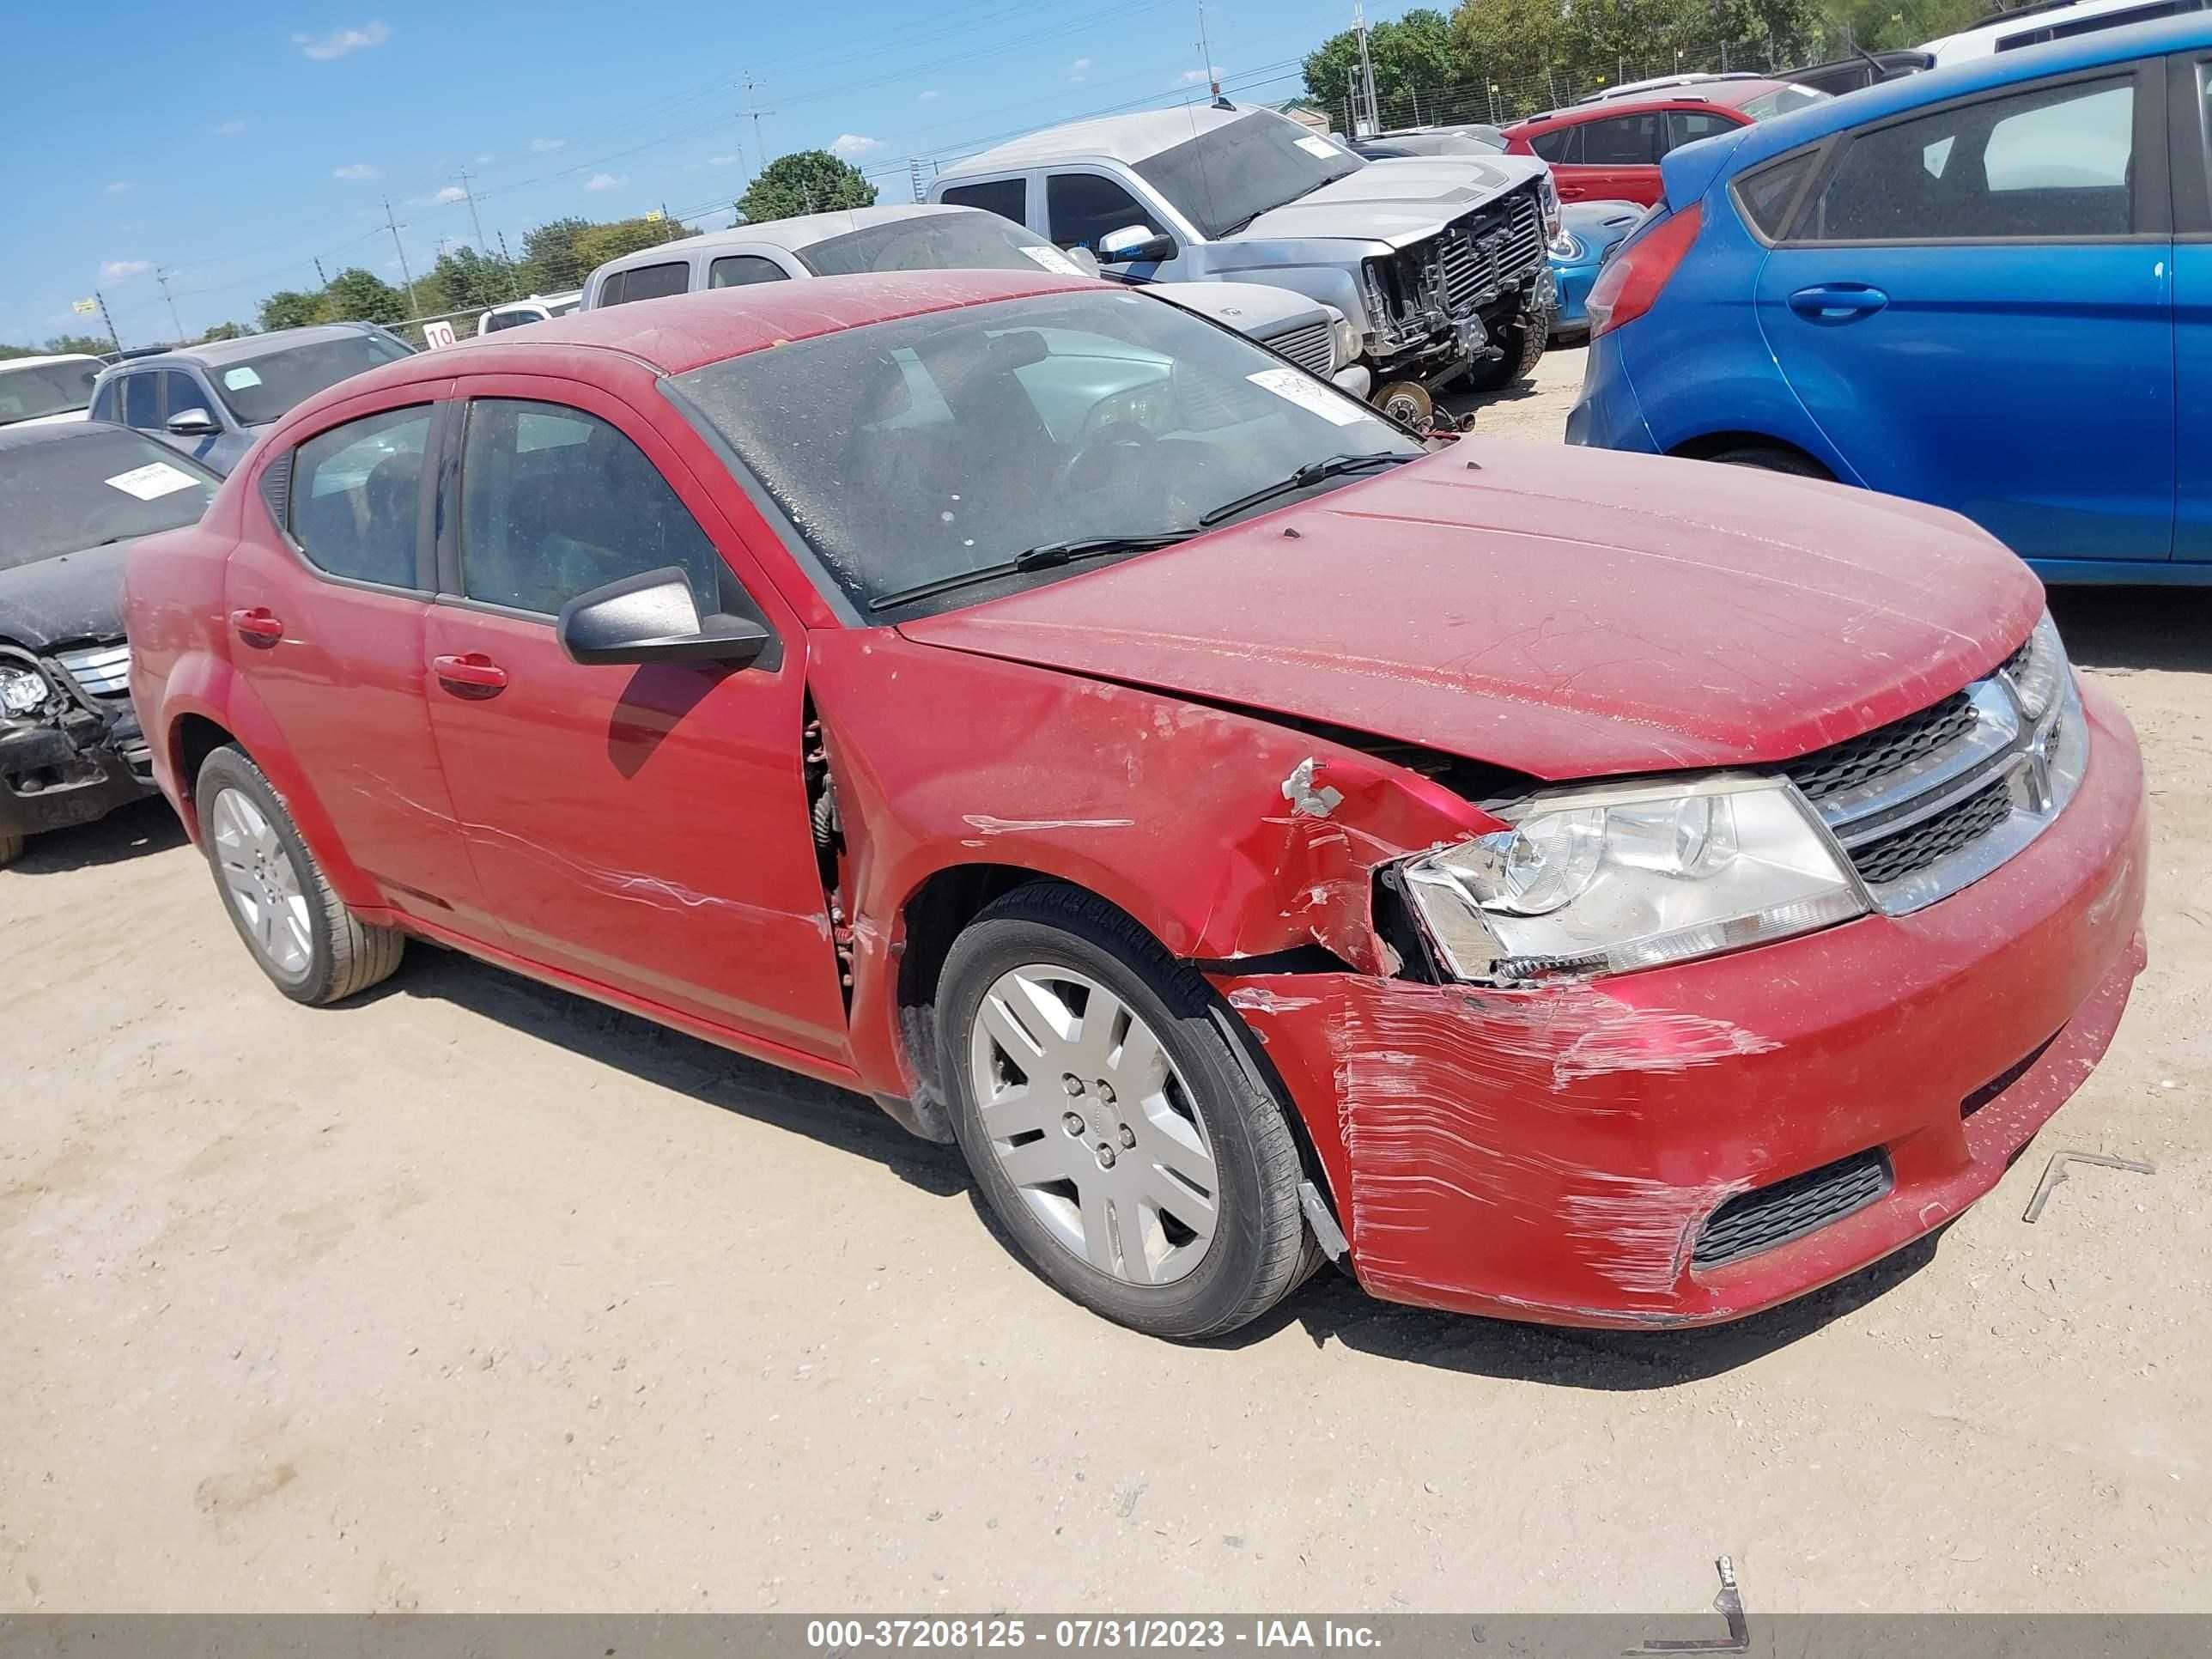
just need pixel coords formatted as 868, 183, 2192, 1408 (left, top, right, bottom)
896, 444, 2044, 781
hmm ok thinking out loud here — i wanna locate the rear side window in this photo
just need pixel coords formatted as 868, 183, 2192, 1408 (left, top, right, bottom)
599, 261, 690, 307
1047, 172, 1170, 253
482, 307, 543, 332
708, 255, 788, 287
939, 178, 1027, 223
1578, 112, 1663, 167
122, 374, 159, 428
1735, 151, 1819, 239
289, 405, 433, 588
1528, 125, 1581, 163
1798, 76, 2135, 241
91, 379, 120, 423
457, 398, 724, 617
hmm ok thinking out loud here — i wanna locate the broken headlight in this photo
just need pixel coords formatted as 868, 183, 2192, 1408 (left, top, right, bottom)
1402, 775, 1866, 981
0, 664, 52, 717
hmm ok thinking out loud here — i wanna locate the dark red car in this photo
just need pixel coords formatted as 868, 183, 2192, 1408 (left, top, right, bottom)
126, 272, 2147, 1341
1504, 77, 1829, 204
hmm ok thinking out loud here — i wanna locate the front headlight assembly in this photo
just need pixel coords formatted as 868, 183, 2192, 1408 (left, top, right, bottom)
1330, 314, 1363, 372
1402, 775, 1867, 982
0, 663, 52, 717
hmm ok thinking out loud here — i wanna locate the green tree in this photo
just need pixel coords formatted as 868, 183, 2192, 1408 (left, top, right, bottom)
259, 289, 330, 331
570, 215, 696, 276
519, 216, 595, 291
428, 246, 514, 312
321, 267, 406, 325
736, 151, 877, 224
198, 321, 247, 343
1304, 7, 1459, 117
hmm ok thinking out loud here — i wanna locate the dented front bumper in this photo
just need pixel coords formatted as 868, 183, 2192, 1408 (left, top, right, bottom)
1213, 678, 2149, 1328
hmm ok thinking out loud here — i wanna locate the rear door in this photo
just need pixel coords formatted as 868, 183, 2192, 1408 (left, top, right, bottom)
1564, 109, 1668, 204
419, 375, 848, 1059
1753, 61, 2173, 567
2166, 47, 2212, 564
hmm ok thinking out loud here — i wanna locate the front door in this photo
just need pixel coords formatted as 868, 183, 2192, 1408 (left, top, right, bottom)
223, 392, 489, 927
1754, 63, 2173, 568
420, 379, 848, 1060
1564, 109, 1667, 204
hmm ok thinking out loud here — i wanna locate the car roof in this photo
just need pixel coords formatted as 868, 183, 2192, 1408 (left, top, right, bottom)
937, 103, 1255, 177
1, 353, 103, 372
1926, 0, 2179, 52
487, 290, 582, 311
1510, 78, 1796, 131
91, 323, 382, 374
276, 269, 1095, 419
1722, 11, 2212, 172
592, 204, 985, 274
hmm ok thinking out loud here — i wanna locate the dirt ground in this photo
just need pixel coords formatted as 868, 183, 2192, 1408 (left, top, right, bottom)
5, 344, 2209, 1614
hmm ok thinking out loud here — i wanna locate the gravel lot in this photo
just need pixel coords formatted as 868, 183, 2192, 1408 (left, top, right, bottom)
5, 344, 2209, 1613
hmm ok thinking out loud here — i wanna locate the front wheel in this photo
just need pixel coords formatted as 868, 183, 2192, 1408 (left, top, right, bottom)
1459, 311, 1548, 393
1705, 445, 1832, 480
937, 883, 1311, 1340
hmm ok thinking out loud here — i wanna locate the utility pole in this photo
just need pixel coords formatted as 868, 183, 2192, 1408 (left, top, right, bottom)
381, 197, 416, 313
496, 229, 520, 299
94, 289, 124, 354
314, 257, 329, 287
1352, 0, 1381, 136
453, 167, 491, 253
154, 269, 185, 343
742, 71, 777, 167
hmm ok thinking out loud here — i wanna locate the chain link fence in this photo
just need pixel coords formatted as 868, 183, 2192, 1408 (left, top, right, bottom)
1333, 47, 1790, 135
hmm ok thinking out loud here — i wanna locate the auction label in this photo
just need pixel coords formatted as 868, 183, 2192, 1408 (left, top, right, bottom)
1247, 367, 1367, 425
103, 461, 203, 501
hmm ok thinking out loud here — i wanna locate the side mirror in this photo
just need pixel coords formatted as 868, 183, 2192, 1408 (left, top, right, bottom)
166, 408, 220, 437
556, 566, 771, 669
1097, 224, 1176, 265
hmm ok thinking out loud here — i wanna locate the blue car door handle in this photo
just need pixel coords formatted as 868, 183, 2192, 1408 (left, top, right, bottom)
1789, 283, 1889, 319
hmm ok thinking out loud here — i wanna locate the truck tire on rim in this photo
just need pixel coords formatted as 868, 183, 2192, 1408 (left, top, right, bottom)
936, 882, 1312, 1340
194, 744, 404, 1006
1458, 313, 1547, 393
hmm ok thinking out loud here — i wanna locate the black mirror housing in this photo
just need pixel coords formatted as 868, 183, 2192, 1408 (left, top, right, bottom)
556, 566, 771, 669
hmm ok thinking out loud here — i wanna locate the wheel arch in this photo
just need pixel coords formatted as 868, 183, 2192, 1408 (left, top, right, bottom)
1668, 429, 1837, 476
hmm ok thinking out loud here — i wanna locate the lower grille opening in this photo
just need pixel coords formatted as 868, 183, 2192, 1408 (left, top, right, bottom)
1850, 775, 2014, 887
1693, 1148, 1893, 1271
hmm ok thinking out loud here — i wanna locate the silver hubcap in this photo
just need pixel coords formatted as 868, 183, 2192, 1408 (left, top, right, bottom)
210, 787, 313, 978
969, 964, 1219, 1286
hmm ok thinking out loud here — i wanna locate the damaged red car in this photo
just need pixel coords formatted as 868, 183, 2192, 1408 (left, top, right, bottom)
125, 272, 2148, 1340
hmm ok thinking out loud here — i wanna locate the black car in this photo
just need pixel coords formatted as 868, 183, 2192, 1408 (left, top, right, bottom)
0, 422, 219, 865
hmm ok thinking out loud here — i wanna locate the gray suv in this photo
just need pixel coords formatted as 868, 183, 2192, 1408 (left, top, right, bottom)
88, 323, 414, 477
928, 104, 1561, 416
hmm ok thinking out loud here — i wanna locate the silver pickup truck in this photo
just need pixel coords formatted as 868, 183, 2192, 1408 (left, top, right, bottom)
927, 103, 1562, 422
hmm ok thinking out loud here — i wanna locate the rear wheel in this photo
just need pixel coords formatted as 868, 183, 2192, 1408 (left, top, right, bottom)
195, 745, 404, 1005
1460, 311, 1548, 393
1705, 445, 1832, 479
937, 883, 1310, 1340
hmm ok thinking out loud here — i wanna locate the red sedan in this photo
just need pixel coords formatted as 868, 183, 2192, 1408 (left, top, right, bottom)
125, 271, 2147, 1340
1503, 77, 1828, 205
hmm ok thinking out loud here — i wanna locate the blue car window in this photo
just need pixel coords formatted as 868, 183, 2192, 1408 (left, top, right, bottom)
1798, 76, 2135, 242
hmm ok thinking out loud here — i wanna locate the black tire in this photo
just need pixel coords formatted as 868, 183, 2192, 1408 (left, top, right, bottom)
1459, 311, 1548, 393
0, 830, 21, 869
1705, 445, 1832, 479
195, 744, 404, 1006
936, 881, 1310, 1340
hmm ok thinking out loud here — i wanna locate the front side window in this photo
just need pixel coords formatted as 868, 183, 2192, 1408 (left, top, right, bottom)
289, 405, 432, 588
1668, 110, 1736, 149
939, 178, 1028, 223
161, 370, 214, 420
1578, 112, 1663, 167
672, 288, 1423, 617
123, 374, 160, 428
1798, 76, 2135, 241
708, 255, 789, 287
1132, 112, 1364, 239
1047, 173, 1169, 254
0, 359, 101, 426
211, 331, 413, 427
0, 427, 218, 568
458, 399, 724, 617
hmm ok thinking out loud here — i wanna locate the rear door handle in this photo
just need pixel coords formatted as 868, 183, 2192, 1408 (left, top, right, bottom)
432, 653, 509, 694
230, 607, 283, 645
1788, 283, 1889, 319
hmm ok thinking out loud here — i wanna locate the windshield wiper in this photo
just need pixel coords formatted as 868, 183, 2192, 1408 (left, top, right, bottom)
1198, 452, 1418, 528
866, 530, 1200, 613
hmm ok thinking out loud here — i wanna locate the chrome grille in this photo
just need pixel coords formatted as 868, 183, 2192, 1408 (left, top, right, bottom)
1432, 188, 1546, 317
1848, 775, 2016, 887
1781, 692, 1978, 805
1268, 319, 1335, 378
56, 641, 131, 698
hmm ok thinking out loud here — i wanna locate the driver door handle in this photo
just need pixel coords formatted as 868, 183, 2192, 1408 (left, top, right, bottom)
1788, 283, 1889, 319
432, 653, 509, 694
230, 607, 283, 645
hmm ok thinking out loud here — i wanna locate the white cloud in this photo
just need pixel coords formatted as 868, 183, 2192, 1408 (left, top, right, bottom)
1068, 56, 1091, 81
104, 180, 131, 195
708, 154, 742, 167
100, 259, 152, 283
293, 20, 389, 59
332, 162, 380, 180
434, 185, 469, 204
529, 137, 566, 153
918, 88, 941, 101
830, 133, 883, 160
583, 172, 627, 192
1180, 64, 1223, 84
215, 118, 247, 136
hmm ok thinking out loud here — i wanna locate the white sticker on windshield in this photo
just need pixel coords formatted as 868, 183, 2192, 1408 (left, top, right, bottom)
1018, 243, 1085, 276
222, 366, 263, 391
1295, 135, 1340, 160
103, 460, 202, 501
1247, 367, 1366, 425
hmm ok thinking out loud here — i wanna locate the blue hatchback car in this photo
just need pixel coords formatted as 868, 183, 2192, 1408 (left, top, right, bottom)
1569, 14, 2212, 583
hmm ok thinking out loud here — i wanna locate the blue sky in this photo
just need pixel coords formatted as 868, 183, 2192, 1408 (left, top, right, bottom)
7, 0, 1403, 348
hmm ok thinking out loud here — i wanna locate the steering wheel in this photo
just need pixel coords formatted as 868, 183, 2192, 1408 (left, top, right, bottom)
1055, 418, 1157, 498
